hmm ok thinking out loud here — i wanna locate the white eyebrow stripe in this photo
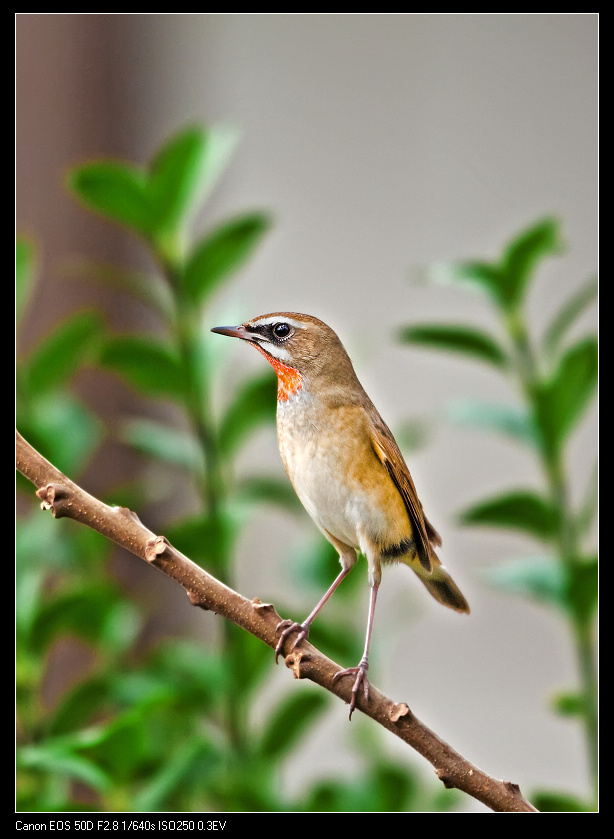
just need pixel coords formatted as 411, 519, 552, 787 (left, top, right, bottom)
247, 315, 305, 331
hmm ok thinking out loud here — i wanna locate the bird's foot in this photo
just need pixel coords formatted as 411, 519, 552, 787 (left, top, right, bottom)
333, 658, 370, 719
275, 619, 309, 663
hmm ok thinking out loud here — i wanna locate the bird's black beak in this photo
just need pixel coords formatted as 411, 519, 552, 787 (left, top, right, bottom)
211, 325, 254, 341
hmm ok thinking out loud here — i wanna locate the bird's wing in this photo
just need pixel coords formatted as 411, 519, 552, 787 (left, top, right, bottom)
368, 412, 440, 574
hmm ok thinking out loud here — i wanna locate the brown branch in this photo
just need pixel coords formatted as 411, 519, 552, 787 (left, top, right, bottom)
16, 430, 538, 813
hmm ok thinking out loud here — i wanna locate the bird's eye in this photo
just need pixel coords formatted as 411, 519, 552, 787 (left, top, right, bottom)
272, 322, 292, 340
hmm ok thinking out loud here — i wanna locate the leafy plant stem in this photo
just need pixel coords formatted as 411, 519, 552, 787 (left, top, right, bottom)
174, 289, 222, 517
165, 259, 255, 767
577, 618, 598, 797
506, 308, 538, 395
404, 221, 598, 806
505, 302, 597, 801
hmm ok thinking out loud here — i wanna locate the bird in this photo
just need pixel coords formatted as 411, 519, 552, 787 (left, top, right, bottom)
211, 312, 469, 718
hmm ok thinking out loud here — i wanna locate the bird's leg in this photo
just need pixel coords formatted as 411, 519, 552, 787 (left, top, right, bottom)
275, 566, 351, 662
333, 583, 379, 719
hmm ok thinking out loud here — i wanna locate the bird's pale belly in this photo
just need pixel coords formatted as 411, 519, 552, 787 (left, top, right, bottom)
277, 396, 409, 551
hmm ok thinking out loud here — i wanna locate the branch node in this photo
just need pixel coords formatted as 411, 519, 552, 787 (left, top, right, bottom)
437, 771, 457, 790
36, 483, 70, 518
251, 597, 275, 613
390, 702, 413, 724
286, 649, 310, 679
115, 506, 143, 524
187, 589, 210, 610
145, 535, 170, 563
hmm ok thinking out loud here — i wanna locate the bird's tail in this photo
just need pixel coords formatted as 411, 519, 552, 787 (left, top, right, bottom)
419, 564, 470, 613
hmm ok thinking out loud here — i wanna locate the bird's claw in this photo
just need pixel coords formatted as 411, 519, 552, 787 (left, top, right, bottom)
275, 619, 308, 663
333, 660, 370, 719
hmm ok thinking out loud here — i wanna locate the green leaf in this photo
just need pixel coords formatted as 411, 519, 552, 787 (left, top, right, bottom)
551, 690, 588, 718
149, 640, 231, 706
290, 535, 362, 603
32, 583, 128, 651
16, 508, 108, 578
48, 677, 114, 736
531, 790, 594, 812
237, 475, 303, 512
66, 259, 176, 321
68, 126, 241, 253
194, 124, 241, 205
133, 740, 219, 812
226, 623, 271, 696
484, 554, 597, 621
367, 763, 417, 812
566, 556, 598, 624
460, 490, 558, 541
259, 691, 328, 759
17, 393, 102, 478
499, 217, 564, 310
218, 370, 277, 456
148, 125, 240, 231
121, 418, 202, 472
303, 763, 421, 812
99, 600, 142, 655
307, 614, 365, 665
23, 311, 104, 394
453, 260, 505, 302
183, 212, 271, 304
303, 779, 352, 812
455, 218, 563, 312
16, 236, 36, 323
15, 567, 45, 646
81, 712, 150, 781
68, 161, 152, 236
399, 324, 508, 368
446, 400, 538, 448
534, 336, 597, 455
100, 335, 185, 398
18, 743, 112, 793
107, 671, 174, 711
484, 556, 567, 608
147, 126, 209, 235
164, 512, 235, 570
542, 275, 598, 360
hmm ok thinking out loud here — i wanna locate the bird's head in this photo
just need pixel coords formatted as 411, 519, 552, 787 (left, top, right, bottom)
211, 312, 357, 400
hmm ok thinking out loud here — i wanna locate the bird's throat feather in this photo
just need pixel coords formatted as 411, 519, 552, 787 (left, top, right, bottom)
252, 343, 303, 401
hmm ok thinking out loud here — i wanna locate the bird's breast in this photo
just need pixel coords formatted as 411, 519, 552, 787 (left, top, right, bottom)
276, 393, 410, 552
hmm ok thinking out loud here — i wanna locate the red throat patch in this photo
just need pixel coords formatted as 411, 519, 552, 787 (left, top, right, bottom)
251, 344, 303, 401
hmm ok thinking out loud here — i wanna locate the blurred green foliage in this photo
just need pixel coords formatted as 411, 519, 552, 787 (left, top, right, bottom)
399, 218, 597, 812
16, 125, 458, 812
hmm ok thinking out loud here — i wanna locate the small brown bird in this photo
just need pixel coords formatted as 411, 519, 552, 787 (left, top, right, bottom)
212, 313, 469, 717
